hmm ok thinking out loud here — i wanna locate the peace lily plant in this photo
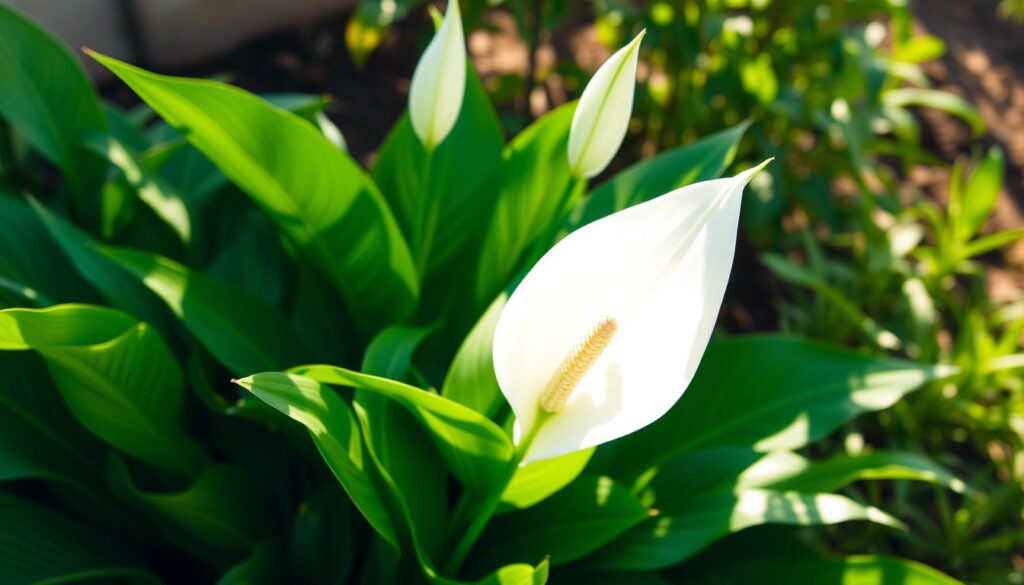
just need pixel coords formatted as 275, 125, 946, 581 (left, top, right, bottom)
0, 3, 965, 584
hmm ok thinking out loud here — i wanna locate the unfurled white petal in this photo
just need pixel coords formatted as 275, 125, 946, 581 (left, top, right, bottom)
567, 31, 645, 179
409, 1, 466, 151
492, 162, 770, 462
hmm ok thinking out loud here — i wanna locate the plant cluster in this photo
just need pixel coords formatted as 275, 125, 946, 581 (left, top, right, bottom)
0, 1, 1020, 584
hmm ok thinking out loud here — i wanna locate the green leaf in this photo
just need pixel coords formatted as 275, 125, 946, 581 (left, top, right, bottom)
373, 68, 504, 273
500, 447, 595, 511
683, 527, 961, 585
760, 451, 970, 495
957, 146, 1004, 241
473, 103, 579, 308
359, 326, 448, 565
217, 541, 285, 585
83, 133, 192, 242
289, 486, 354, 585
963, 228, 1024, 259
0, 493, 155, 585
0, 351, 112, 513
235, 372, 399, 548
884, 88, 985, 137
0, 5, 106, 206
92, 52, 418, 336
442, 293, 507, 417
596, 489, 903, 570
565, 122, 748, 232
32, 200, 178, 335
107, 455, 269, 559
0, 304, 206, 477
761, 253, 902, 350
476, 475, 648, 567
287, 365, 515, 494
611, 336, 949, 478
100, 246, 310, 375
0, 197, 94, 306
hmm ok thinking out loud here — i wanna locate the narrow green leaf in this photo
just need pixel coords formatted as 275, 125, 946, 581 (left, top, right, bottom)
0, 304, 206, 477
32, 200, 178, 335
236, 372, 399, 548
957, 146, 1004, 241
217, 541, 285, 585
100, 246, 310, 375
91, 52, 418, 335
286, 365, 515, 494
884, 88, 985, 137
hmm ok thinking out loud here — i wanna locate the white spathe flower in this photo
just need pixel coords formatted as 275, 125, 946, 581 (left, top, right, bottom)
492, 162, 771, 463
567, 30, 646, 179
409, 0, 466, 151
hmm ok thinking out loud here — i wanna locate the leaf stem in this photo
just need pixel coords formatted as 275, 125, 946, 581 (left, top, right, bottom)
412, 148, 438, 276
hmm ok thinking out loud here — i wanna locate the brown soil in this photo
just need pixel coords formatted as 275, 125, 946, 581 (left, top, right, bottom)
909, 0, 1024, 299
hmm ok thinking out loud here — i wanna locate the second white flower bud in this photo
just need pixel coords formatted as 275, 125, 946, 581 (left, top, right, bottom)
567, 30, 646, 179
409, 1, 466, 151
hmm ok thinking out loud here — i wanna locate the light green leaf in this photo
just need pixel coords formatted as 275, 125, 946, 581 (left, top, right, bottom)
100, 246, 310, 375
235, 372, 399, 548
92, 52, 418, 336
611, 336, 949, 478
476, 475, 648, 567
597, 489, 903, 570
286, 365, 515, 494
0, 4, 106, 206
474, 103, 579, 308
957, 146, 1004, 241
83, 133, 192, 242
884, 88, 985, 137
963, 228, 1024, 258
0, 493, 156, 585
0, 304, 206, 477
442, 293, 506, 417
760, 451, 970, 495
501, 447, 595, 511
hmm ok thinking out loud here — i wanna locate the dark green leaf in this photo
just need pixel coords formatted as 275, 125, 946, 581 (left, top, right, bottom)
0, 493, 155, 584
101, 246, 310, 375
0, 5, 106, 206
92, 52, 418, 336
611, 336, 948, 478
0, 304, 206, 477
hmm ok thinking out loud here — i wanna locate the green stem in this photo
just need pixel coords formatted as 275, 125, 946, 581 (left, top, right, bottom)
443, 411, 550, 576
412, 149, 437, 276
